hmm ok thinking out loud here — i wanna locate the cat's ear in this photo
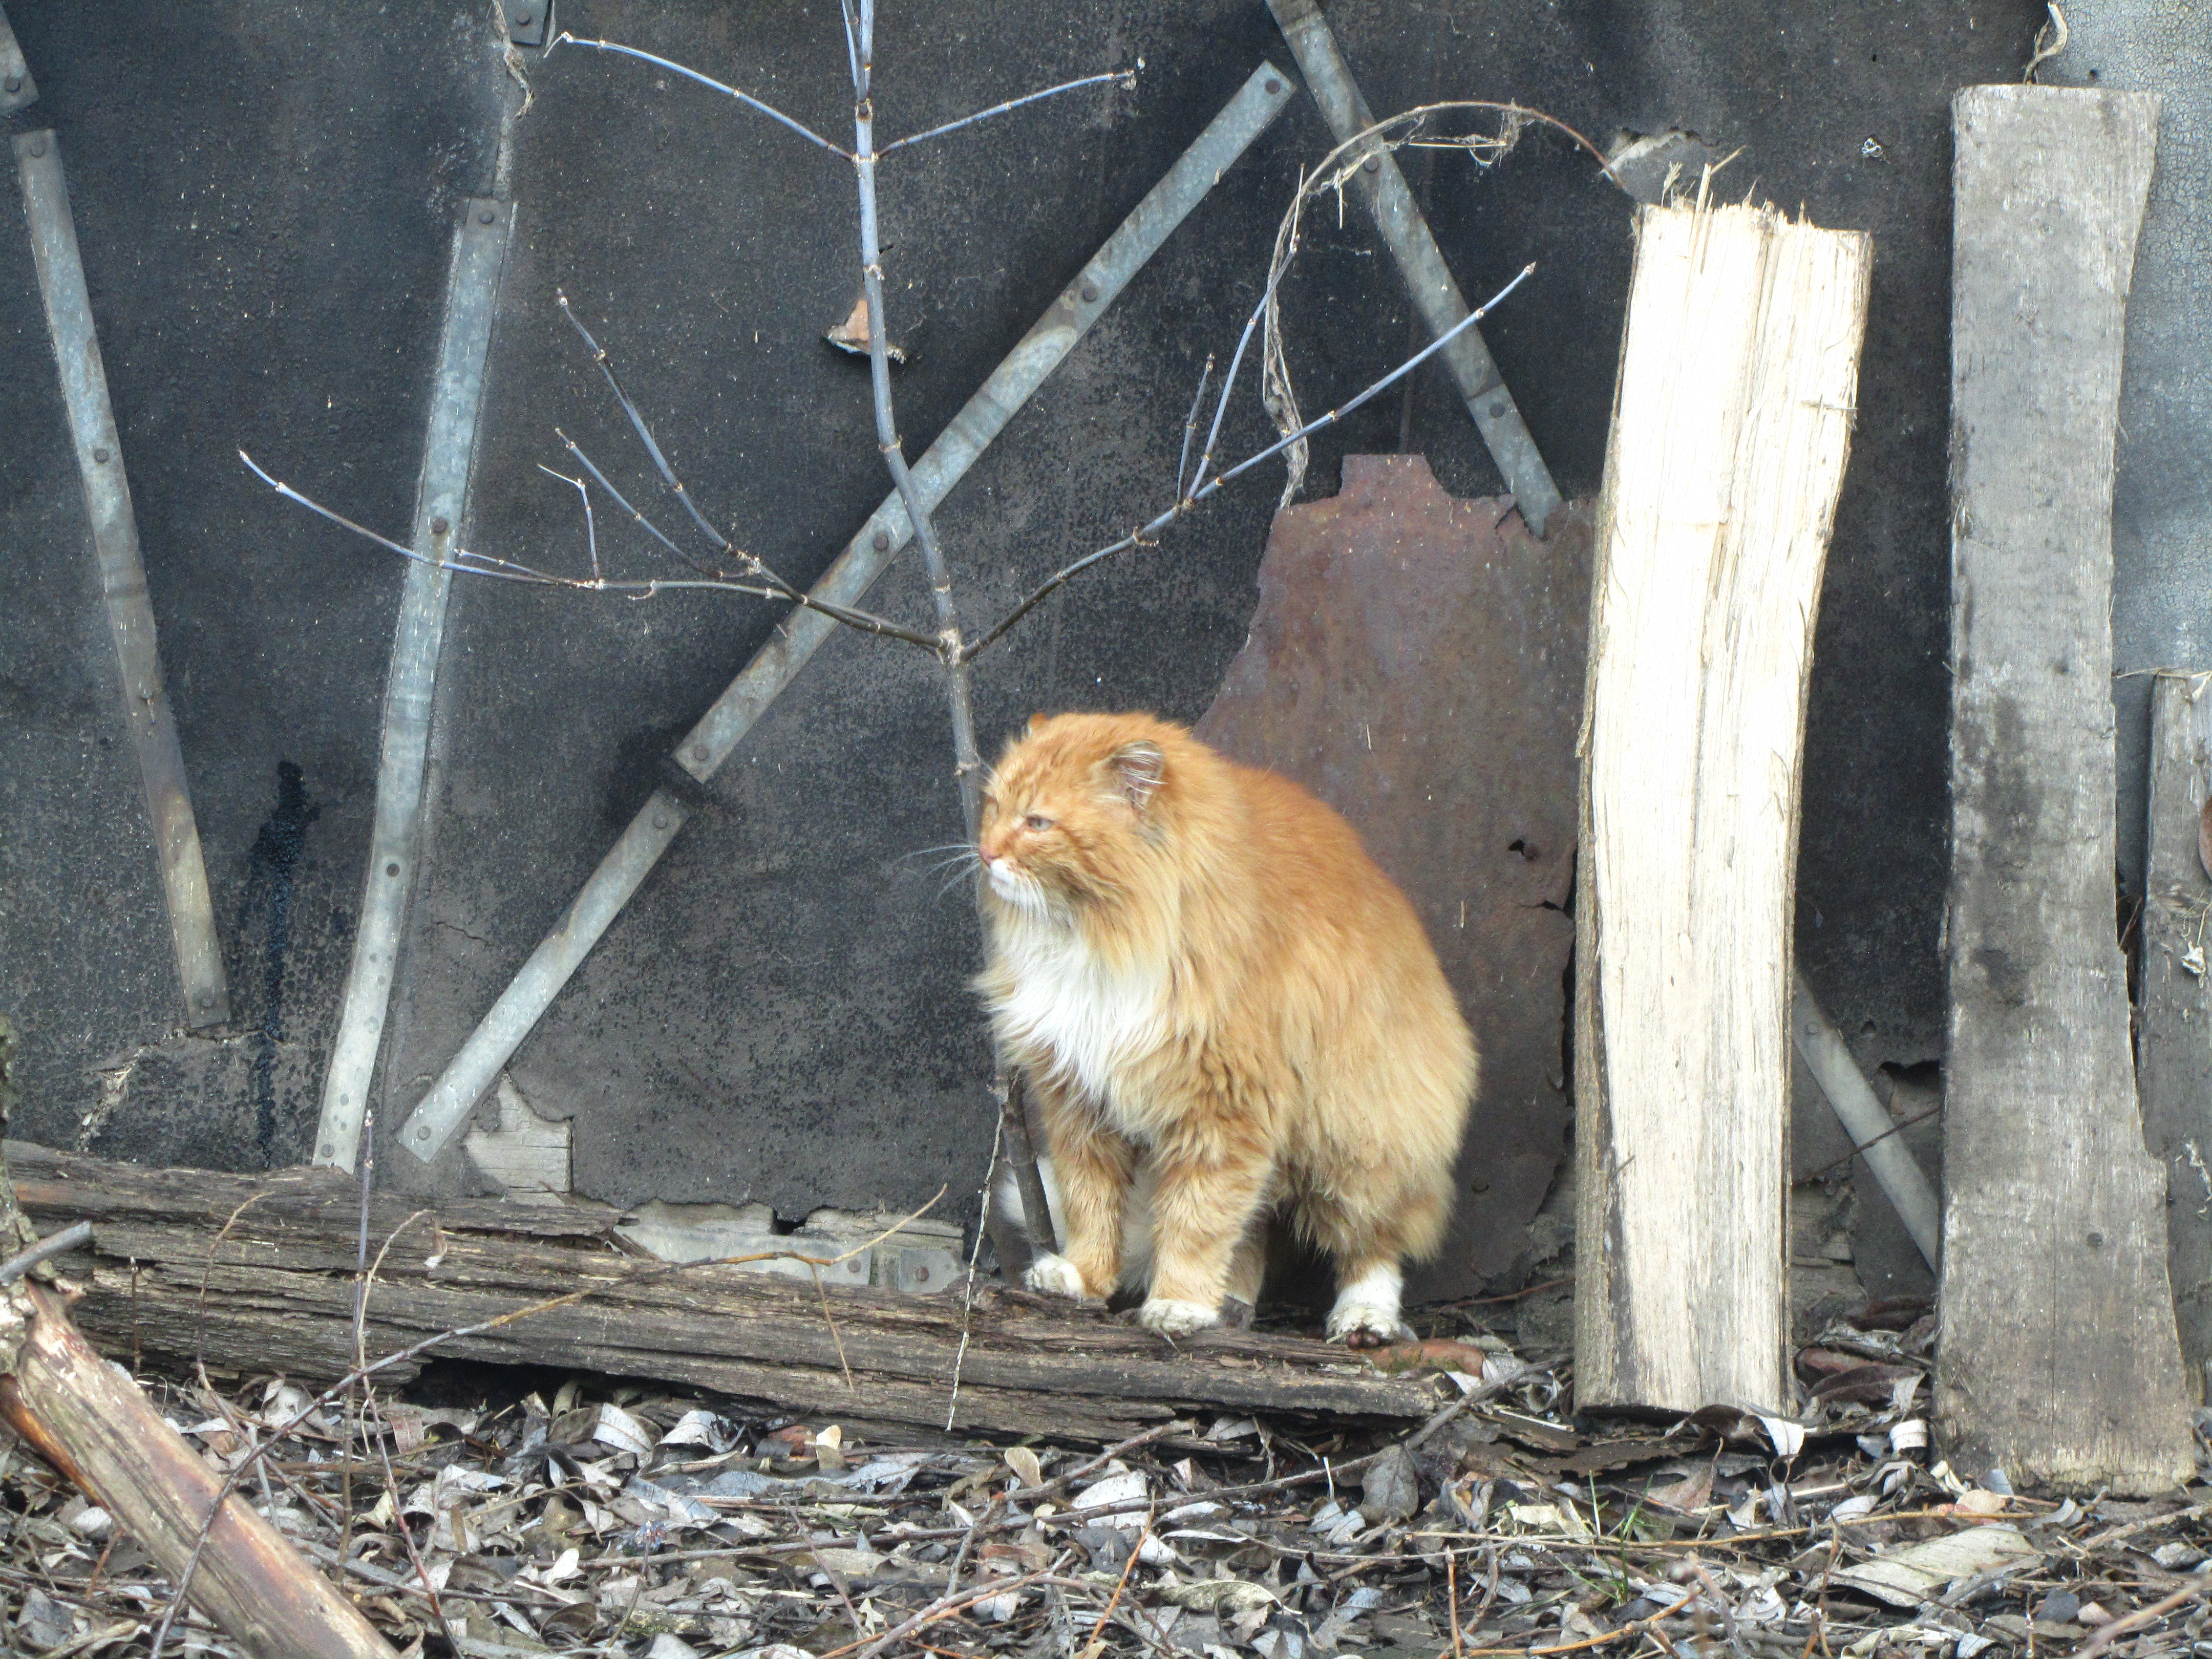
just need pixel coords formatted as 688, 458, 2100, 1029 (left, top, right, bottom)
1027, 712, 1049, 734
1110, 740, 1166, 813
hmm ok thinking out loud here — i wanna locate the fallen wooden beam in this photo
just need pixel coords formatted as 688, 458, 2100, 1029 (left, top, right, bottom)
9, 1143, 1438, 1441
2139, 671, 2212, 1401
1574, 194, 1871, 1413
1940, 84, 2192, 1493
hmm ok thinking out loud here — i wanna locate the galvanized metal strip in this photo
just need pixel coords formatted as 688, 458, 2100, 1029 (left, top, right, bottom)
15, 130, 230, 1029
1266, 0, 1564, 537
398, 63, 1297, 1162
0, 4, 35, 114
314, 199, 513, 1173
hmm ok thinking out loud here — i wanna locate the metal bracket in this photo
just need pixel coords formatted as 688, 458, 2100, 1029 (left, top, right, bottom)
1266, 0, 1563, 536
395, 63, 1299, 1163
505, 1, 547, 48
313, 198, 514, 1173
0, 4, 34, 114
16, 130, 229, 1029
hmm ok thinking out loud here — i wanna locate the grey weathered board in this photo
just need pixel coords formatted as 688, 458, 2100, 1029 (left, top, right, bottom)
7, 1144, 1437, 1443
1940, 84, 2193, 1492
1194, 456, 1589, 1299
2138, 672, 2212, 1403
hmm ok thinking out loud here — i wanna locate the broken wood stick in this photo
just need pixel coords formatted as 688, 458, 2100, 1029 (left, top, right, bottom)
1940, 84, 2192, 1494
1574, 194, 1871, 1413
0, 1282, 398, 1659
9, 1143, 1439, 1442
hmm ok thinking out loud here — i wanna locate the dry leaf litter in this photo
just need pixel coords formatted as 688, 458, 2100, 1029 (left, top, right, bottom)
4, 1298, 2210, 1658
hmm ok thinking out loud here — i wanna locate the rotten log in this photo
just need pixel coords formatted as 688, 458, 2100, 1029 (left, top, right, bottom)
1940, 84, 2193, 1493
9, 1143, 1439, 1442
1574, 196, 1871, 1413
0, 1026, 396, 1659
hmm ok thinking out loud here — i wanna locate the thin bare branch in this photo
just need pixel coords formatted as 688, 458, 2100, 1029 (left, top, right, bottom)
554, 33, 850, 158
964, 263, 1536, 658
1175, 353, 1215, 500
878, 69, 1135, 155
536, 465, 601, 583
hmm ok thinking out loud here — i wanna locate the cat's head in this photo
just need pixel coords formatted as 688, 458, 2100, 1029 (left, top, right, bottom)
976, 711, 1184, 924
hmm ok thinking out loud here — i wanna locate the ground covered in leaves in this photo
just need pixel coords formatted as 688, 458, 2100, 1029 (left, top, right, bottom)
4, 1300, 2210, 1659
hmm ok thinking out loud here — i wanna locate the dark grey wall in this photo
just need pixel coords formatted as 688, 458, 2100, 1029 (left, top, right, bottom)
3, 2, 2040, 1258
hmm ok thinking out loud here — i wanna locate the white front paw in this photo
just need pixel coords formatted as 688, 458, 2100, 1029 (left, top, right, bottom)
1136, 1297, 1220, 1336
1325, 1301, 1405, 1346
1024, 1252, 1089, 1299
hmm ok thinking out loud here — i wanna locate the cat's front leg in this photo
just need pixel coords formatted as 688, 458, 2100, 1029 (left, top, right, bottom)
1136, 1138, 1273, 1336
1024, 1075, 1134, 1301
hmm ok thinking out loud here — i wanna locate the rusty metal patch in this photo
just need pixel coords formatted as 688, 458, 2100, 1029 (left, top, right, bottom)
1196, 455, 1591, 1298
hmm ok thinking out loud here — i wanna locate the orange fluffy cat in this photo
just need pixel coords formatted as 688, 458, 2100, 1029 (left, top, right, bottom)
973, 711, 1476, 1345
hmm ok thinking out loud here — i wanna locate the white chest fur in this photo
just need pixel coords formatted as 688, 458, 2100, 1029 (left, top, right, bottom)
985, 916, 1169, 1116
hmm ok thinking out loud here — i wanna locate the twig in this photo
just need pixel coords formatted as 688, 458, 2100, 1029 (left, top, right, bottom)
554, 33, 849, 156
2075, 1572, 2209, 1657
1175, 354, 1215, 500
880, 70, 1134, 154
813, 1264, 857, 1391
962, 263, 1535, 657
820, 1554, 1073, 1659
0, 1221, 90, 1286
947, 1114, 1004, 1430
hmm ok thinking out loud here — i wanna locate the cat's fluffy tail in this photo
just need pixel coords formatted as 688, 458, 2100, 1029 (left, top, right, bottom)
988, 1155, 1065, 1265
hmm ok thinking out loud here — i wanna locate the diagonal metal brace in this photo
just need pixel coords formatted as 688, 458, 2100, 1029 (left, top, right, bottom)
0, 4, 34, 115
313, 199, 514, 1173
1266, 0, 1563, 536
16, 130, 230, 1029
396, 63, 1298, 1163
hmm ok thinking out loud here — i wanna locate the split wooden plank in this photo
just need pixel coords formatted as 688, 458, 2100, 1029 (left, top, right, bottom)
1940, 84, 2191, 1493
1575, 198, 1871, 1414
2140, 671, 2212, 1403
8, 1144, 1437, 1442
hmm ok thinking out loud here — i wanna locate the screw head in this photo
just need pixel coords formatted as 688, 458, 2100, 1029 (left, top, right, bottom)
872, 529, 890, 551
652, 813, 669, 830
1265, 78, 1283, 95
1079, 281, 1099, 303
1487, 400, 1507, 419
28, 135, 46, 157
93, 446, 111, 463
197, 989, 216, 1006
386, 861, 400, 877
320, 1143, 334, 1158
416, 1125, 431, 1139
1363, 155, 1380, 174
514, 7, 535, 24
4, 76, 20, 94
691, 742, 709, 761
431, 516, 450, 536
478, 207, 495, 225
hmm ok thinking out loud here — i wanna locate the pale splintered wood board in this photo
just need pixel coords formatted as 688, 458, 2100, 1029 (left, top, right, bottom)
1940, 85, 2191, 1494
1575, 197, 1870, 1413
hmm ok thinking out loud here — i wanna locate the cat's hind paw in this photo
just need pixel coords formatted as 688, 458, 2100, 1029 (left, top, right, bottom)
1327, 1305, 1406, 1348
1024, 1252, 1090, 1299
1135, 1297, 1220, 1336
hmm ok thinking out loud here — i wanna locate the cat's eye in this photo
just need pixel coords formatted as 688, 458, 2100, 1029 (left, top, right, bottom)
1023, 814, 1053, 832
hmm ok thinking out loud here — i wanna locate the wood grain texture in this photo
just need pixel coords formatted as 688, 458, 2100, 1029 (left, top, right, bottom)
8, 1145, 1437, 1442
1575, 199, 1871, 1413
2141, 673, 2212, 1403
1940, 84, 2192, 1493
